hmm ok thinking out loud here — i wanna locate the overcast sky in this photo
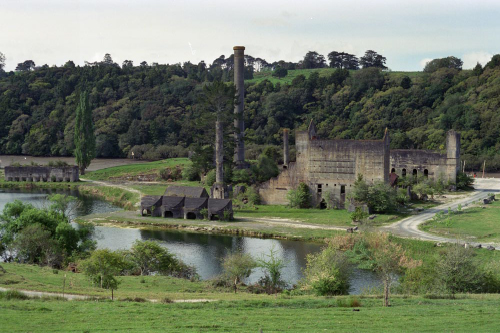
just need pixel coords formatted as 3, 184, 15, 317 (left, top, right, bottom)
1, 0, 499, 71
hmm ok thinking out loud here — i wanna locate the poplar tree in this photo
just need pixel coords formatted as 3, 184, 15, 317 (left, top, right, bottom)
74, 91, 95, 175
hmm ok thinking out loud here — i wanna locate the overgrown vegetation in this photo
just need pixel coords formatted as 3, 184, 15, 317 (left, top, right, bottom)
2, 53, 500, 173
0, 195, 95, 267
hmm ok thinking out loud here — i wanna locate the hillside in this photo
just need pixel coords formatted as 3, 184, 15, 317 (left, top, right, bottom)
0, 58, 500, 171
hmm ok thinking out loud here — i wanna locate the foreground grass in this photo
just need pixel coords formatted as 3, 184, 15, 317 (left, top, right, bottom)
84, 158, 191, 181
1, 294, 499, 332
420, 196, 500, 243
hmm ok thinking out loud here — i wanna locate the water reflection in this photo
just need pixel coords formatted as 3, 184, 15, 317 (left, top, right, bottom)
0, 189, 382, 293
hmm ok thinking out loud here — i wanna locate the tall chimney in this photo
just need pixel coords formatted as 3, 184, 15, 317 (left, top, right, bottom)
215, 120, 224, 184
233, 46, 245, 167
283, 128, 289, 168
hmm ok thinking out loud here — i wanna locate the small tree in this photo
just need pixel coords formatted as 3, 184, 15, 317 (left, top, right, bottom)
287, 182, 311, 208
129, 240, 180, 276
256, 245, 287, 295
272, 67, 288, 79
79, 249, 126, 298
302, 245, 351, 296
74, 90, 96, 175
436, 244, 484, 296
221, 252, 257, 293
367, 233, 421, 306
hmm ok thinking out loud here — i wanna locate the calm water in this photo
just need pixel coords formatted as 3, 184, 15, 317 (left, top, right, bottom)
0, 188, 381, 293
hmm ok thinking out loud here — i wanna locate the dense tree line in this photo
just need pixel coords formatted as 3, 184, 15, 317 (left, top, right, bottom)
1, 52, 500, 171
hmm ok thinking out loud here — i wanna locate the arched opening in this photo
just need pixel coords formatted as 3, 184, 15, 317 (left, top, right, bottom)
186, 212, 197, 220
424, 169, 429, 178
210, 214, 220, 221
413, 169, 418, 177
319, 199, 327, 209
164, 211, 173, 218
142, 209, 150, 216
391, 168, 396, 173
402, 169, 406, 177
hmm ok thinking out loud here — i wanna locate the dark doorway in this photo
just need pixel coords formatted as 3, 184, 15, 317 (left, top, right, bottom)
317, 184, 322, 194
413, 169, 417, 177
164, 211, 173, 218
319, 199, 327, 209
142, 209, 150, 216
424, 169, 429, 178
186, 212, 197, 220
402, 169, 406, 177
391, 168, 395, 173
340, 185, 346, 207
210, 214, 220, 221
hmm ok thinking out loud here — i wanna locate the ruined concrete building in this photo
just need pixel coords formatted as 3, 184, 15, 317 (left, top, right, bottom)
4, 166, 79, 182
259, 120, 460, 207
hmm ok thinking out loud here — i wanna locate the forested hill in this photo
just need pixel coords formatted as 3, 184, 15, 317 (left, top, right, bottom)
1, 56, 500, 171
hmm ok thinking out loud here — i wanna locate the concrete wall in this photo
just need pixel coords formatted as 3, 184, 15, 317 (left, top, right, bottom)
4, 166, 79, 182
259, 123, 459, 207
260, 125, 390, 206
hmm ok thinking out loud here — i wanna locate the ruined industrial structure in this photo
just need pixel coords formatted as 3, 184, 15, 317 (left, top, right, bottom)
4, 165, 79, 182
140, 186, 233, 220
233, 46, 247, 169
259, 120, 460, 207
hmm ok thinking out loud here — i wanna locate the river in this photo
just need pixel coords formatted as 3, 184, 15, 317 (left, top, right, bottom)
0, 188, 381, 294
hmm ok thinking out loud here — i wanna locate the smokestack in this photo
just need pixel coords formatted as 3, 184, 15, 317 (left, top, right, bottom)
233, 46, 245, 167
215, 120, 224, 184
283, 128, 289, 168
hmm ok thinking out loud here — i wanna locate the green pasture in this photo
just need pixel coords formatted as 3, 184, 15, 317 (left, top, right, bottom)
1, 293, 499, 332
420, 197, 500, 243
83, 158, 191, 181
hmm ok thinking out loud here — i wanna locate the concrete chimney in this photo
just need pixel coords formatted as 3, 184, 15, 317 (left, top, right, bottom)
233, 46, 245, 167
215, 120, 224, 184
283, 128, 289, 168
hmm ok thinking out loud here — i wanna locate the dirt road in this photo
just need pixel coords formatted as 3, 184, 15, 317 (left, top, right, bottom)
383, 178, 500, 248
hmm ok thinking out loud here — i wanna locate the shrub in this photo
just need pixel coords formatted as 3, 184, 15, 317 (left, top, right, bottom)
181, 165, 200, 181
253, 154, 279, 182
436, 244, 485, 295
351, 174, 397, 213
200, 208, 208, 220
232, 169, 251, 184
48, 160, 69, 167
287, 182, 311, 208
205, 169, 216, 186
350, 207, 368, 222
301, 246, 351, 296
221, 252, 257, 293
456, 171, 474, 190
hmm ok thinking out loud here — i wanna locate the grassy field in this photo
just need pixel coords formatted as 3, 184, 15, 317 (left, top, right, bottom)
1, 293, 499, 332
2, 263, 500, 332
83, 158, 191, 181
237, 205, 401, 227
420, 197, 500, 243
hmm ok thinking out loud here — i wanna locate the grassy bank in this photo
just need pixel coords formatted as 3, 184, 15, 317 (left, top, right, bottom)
1, 292, 499, 332
84, 158, 191, 181
420, 196, 500, 243
78, 184, 140, 210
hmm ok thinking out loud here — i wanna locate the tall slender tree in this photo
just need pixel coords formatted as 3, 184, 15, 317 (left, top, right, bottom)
74, 91, 96, 175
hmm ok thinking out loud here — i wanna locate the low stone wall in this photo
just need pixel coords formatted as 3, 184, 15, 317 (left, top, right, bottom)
4, 166, 79, 182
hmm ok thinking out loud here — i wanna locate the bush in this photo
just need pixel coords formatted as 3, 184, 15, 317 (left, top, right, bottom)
232, 169, 251, 184
253, 154, 279, 182
159, 167, 182, 181
181, 165, 200, 181
456, 171, 474, 190
301, 246, 351, 296
351, 174, 397, 213
221, 252, 257, 292
48, 160, 69, 167
436, 244, 484, 295
205, 169, 216, 186
350, 207, 368, 222
287, 182, 311, 208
